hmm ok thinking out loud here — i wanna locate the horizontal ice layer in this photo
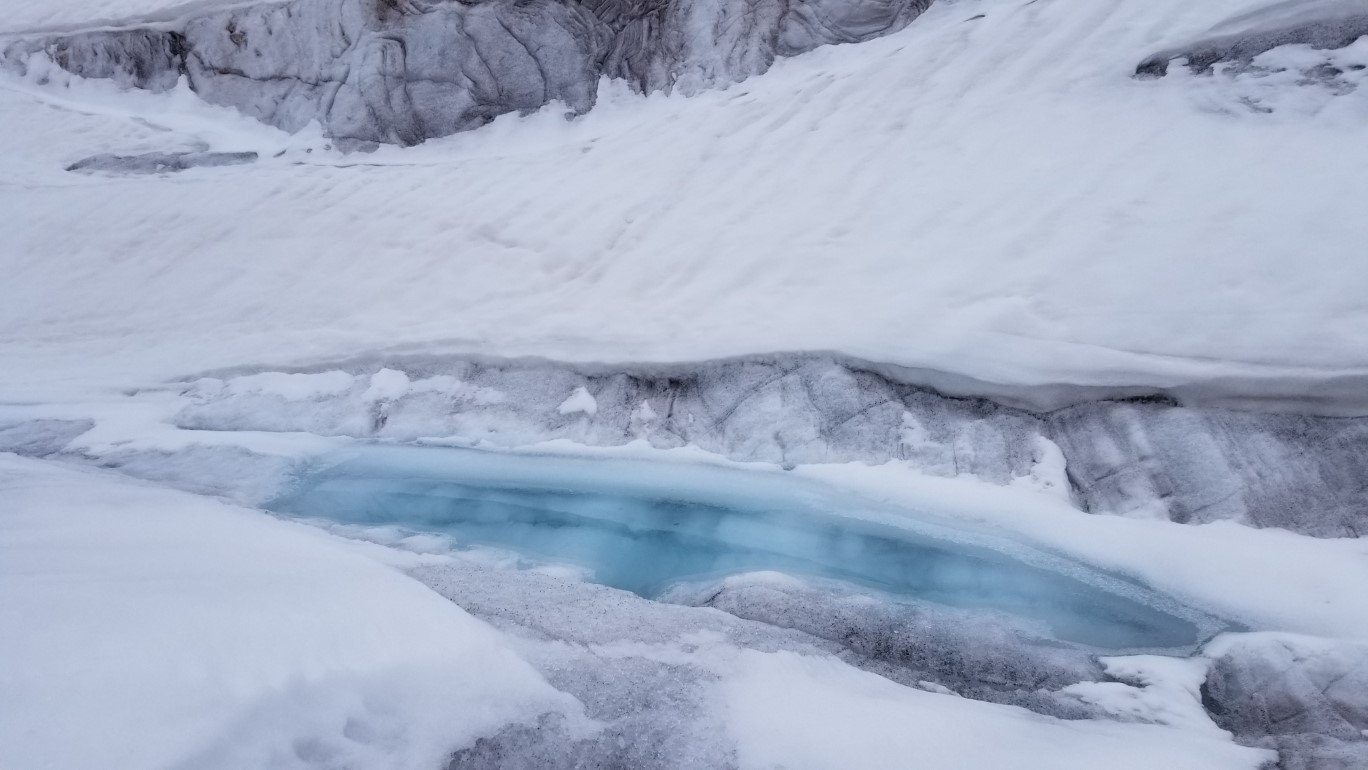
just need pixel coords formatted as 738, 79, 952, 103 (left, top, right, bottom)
171, 356, 1368, 538
270, 444, 1224, 650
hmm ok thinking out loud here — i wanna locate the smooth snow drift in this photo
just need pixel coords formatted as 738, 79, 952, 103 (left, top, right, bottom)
271, 445, 1219, 649
0, 454, 577, 770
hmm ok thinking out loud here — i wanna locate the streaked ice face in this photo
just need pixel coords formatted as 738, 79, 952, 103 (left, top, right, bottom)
270, 446, 1222, 651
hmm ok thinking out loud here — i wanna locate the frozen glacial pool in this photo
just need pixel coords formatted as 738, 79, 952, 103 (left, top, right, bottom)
270, 445, 1222, 651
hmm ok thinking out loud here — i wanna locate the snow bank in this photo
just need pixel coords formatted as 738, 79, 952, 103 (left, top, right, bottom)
798, 460, 1368, 641
0, 453, 577, 770
722, 650, 1271, 770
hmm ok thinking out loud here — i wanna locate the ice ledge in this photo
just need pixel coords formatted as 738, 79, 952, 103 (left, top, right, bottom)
153, 352, 1368, 538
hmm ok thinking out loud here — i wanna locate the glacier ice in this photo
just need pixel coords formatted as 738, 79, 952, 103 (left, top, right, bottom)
1, 0, 932, 146
174, 354, 1368, 538
1202, 633, 1368, 770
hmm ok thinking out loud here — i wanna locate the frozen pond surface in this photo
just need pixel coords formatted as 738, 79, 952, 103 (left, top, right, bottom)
270, 446, 1222, 650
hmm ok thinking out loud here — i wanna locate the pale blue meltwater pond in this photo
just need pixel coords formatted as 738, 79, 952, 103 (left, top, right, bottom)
269, 445, 1225, 651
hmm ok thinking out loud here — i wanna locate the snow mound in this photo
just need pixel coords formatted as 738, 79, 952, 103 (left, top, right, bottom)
722, 650, 1271, 770
0, 453, 578, 770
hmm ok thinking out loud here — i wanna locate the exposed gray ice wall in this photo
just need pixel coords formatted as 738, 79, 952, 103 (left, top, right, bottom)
1203, 634, 1368, 770
1, 0, 933, 145
169, 354, 1368, 538
1137, 0, 1368, 76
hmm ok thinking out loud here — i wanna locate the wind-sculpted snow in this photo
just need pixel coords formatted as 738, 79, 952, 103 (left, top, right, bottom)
2, 0, 931, 144
173, 355, 1368, 537
3, 0, 1367, 402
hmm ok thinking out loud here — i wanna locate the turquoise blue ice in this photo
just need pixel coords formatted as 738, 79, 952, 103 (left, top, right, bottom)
271, 445, 1222, 650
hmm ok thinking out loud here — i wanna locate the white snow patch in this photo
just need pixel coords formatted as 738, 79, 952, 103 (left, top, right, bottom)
1012, 435, 1072, 501
1064, 655, 1224, 734
363, 368, 412, 402
557, 386, 599, 416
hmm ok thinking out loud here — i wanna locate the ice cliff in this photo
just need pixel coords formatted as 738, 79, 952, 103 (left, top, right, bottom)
157, 354, 1368, 538
1, 0, 931, 145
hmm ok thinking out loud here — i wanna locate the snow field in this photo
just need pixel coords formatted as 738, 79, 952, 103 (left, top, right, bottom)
2, 0, 1367, 403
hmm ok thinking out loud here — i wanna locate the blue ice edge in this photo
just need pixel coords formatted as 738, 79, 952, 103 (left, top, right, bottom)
267, 444, 1232, 652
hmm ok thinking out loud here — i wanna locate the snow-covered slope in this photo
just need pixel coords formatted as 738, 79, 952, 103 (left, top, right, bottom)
0, 453, 575, 770
2, 0, 1367, 406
